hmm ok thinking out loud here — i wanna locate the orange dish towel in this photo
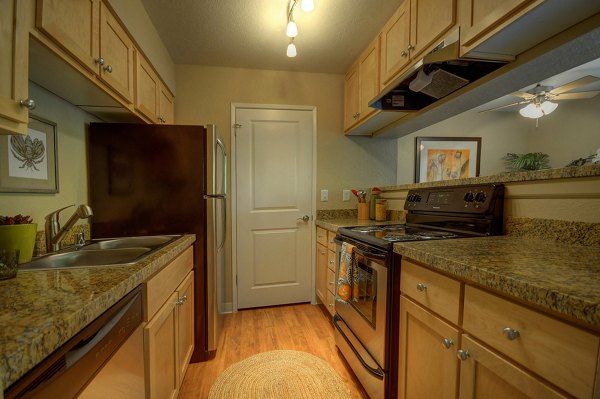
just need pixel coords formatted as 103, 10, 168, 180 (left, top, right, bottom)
336, 242, 359, 304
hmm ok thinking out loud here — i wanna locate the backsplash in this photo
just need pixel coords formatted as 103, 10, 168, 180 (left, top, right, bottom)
317, 209, 407, 223
504, 217, 600, 246
34, 224, 91, 256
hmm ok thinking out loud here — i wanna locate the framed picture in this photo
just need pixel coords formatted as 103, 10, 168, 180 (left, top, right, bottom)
415, 137, 481, 183
0, 115, 59, 193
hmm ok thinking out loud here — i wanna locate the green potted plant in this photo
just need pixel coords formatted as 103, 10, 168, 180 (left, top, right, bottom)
0, 214, 37, 263
503, 152, 550, 172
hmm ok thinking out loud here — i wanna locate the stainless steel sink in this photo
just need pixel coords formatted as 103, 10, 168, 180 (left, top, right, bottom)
19, 235, 181, 271
19, 248, 152, 271
82, 235, 177, 250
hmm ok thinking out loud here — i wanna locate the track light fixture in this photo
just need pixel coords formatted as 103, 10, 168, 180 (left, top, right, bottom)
286, 0, 315, 57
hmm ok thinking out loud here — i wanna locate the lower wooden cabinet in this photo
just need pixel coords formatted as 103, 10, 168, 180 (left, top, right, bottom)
315, 227, 338, 316
316, 241, 328, 304
398, 296, 459, 399
143, 247, 194, 399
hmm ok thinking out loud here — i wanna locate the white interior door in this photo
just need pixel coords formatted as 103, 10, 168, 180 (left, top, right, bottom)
235, 107, 314, 309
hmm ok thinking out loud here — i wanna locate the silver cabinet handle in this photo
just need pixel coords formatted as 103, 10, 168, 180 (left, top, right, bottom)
442, 338, 454, 349
94, 57, 105, 66
297, 215, 309, 222
407, 44, 415, 51
457, 349, 470, 361
103, 65, 113, 73
19, 98, 36, 110
328, 281, 334, 286
401, 50, 408, 57
502, 327, 520, 340
329, 260, 335, 264
176, 295, 187, 305
416, 283, 427, 292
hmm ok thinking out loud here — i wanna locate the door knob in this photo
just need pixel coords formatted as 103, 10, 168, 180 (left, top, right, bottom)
297, 215, 310, 222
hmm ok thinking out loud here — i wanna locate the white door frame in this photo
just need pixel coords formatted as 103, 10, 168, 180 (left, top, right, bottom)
230, 103, 317, 312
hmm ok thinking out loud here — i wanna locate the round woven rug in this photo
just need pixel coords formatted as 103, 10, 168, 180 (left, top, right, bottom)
208, 350, 352, 399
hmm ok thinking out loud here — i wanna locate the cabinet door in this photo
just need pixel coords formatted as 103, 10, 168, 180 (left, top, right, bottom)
0, 0, 30, 135
99, 2, 134, 103
36, 0, 100, 74
134, 51, 159, 122
343, 64, 360, 131
316, 243, 328, 303
458, 335, 567, 399
145, 291, 179, 399
410, 0, 456, 58
358, 38, 379, 122
380, 1, 411, 88
177, 271, 195, 385
398, 296, 459, 399
159, 84, 175, 124
460, 0, 535, 47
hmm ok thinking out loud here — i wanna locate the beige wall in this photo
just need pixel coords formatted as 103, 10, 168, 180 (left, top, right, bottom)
0, 83, 99, 227
175, 65, 397, 210
396, 95, 600, 184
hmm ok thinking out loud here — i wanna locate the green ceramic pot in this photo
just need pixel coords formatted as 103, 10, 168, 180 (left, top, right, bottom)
0, 224, 38, 263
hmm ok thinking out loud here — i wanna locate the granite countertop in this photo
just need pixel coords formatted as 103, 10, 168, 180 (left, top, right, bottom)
394, 236, 600, 328
0, 234, 195, 391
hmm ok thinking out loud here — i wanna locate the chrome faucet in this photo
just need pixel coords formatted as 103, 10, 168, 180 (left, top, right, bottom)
45, 205, 93, 252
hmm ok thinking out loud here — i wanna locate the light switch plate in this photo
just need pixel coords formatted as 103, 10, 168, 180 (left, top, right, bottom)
343, 189, 350, 201
320, 189, 329, 201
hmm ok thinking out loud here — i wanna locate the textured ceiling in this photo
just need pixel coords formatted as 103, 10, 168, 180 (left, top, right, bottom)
141, 0, 402, 74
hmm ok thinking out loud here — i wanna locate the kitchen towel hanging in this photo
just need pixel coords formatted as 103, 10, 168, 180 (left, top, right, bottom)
336, 242, 359, 304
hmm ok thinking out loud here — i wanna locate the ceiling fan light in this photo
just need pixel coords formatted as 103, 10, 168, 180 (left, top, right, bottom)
540, 101, 558, 115
287, 41, 297, 58
519, 103, 543, 118
301, 0, 314, 12
286, 20, 298, 37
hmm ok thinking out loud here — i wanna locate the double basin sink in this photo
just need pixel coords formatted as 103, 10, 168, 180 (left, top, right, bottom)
20, 235, 181, 271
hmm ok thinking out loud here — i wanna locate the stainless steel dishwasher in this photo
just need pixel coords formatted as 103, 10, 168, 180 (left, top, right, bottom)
5, 287, 144, 399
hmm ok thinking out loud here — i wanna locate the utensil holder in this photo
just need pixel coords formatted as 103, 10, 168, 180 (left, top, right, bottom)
358, 203, 369, 220
376, 200, 387, 221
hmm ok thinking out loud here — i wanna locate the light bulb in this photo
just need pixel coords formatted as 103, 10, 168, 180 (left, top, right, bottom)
286, 20, 298, 37
287, 42, 297, 57
301, 0, 314, 12
519, 103, 543, 118
540, 101, 558, 115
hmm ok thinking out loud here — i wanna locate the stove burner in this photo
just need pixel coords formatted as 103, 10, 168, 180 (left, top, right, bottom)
351, 226, 385, 233
415, 231, 458, 239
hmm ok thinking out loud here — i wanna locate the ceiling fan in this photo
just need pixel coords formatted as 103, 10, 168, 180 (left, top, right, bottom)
480, 75, 600, 118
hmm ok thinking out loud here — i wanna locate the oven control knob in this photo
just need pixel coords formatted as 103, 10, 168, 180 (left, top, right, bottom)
415, 194, 422, 202
475, 192, 487, 203
407, 194, 415, 202
463, 192, 475, 202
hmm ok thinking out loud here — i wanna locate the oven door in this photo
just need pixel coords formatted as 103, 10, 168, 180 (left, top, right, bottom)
334, 238, 388, 368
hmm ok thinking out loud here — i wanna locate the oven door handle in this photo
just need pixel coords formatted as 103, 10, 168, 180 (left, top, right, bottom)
334, 238, 387, 260
333, 314, 385, 379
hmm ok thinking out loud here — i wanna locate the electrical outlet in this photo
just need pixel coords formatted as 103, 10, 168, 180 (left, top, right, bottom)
343, 189, 350, 201
320, 189, 329, 201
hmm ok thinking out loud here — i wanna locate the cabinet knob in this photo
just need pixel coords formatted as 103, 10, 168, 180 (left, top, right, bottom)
328, 281, 334, 286
441, 338, 454, 349
103, 65, 113, 73
502, 327, 520, 340
328, 303, 334, 307
19, 98, 36, 110
400, 50, 408, 57
416, 283, 427, 292
457, 349, 470, 361
94, 57, 105, 66
329, 260, 335, 264
407, 44, 415, 51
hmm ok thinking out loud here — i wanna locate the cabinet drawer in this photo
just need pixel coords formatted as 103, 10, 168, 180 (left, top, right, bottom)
400, 260, 461, 325
316, 227, 327, 246
463, 286, 600, 399
326, 289, 336, 316
327, 268, 336, 294
327, 230, 336, 252
145, 246, 193, 320
327, 249, 336, 272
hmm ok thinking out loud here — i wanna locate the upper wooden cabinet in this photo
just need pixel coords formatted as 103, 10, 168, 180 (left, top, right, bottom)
459, 0, 538, 51
135, 51, 175, 124
0, 0, 31, 135
159, 85, 175, 124
344, 37, 380, 133
380, 0, 456, 88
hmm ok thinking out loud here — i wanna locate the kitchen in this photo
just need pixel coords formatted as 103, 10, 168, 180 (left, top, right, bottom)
1, 0, 599, 398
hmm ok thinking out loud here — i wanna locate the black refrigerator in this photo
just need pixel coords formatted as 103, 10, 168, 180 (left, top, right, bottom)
87, 123, 226, 363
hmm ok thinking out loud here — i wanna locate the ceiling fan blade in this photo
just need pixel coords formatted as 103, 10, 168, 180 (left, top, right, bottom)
550, 75, 600, 95
478, 100, 528, 113
553, 91, 600, 100
511, 91, 535, 99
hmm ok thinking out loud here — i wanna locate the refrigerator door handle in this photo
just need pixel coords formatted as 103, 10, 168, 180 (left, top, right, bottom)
204, 194, 226, 199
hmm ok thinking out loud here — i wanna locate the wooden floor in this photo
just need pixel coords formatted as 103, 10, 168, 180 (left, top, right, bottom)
178, 303, 368, 398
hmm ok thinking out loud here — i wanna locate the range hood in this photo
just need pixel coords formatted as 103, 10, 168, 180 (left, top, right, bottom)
370, 30, 509, 112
